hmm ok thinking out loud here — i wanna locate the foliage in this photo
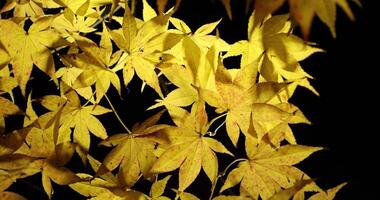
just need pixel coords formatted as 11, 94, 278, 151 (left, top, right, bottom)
0, 0, 356, 199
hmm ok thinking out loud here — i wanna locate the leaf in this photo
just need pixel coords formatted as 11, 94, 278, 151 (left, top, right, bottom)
308, 182, 347, 200
43, 161, 81, 185
38, 92, 110, 163
151, 102, 232, 191
203, 58, 290, 145
0, 0, 44, 18
143, 0, 157, 21
220, 0, 232, 20
0, 17, 66, 95
111, 10, 174, 97
156, 0, 181, 14
213, 195, 251, 200
0, 96, 23, 117
268, 179, 313, 200
171, 189, 200, 200
0, 76, 17, 94
289, 0, 355, 38
98, 110, 168, 187
224, 13, 321, 97
0, 191, 27, 200
0, 127, 30, 156
68, 27, 121, 101
150, 175, 171, 198
52, 9, 98, 41
252, 0, 355, 38
221, 143, 322, 199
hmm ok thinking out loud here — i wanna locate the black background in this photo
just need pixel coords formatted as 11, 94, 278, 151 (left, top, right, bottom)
2, 0, 378, 199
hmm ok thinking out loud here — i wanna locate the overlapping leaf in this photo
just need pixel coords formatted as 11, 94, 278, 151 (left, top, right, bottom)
221, 141, 322, 199
0, 17, 67, 95
151, 102, 232, 191
98, 110, 168, 187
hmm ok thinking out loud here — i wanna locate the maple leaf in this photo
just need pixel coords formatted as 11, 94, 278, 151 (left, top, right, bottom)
0, 127, 30, 157
220, 142, 322, 199
61, 25, 122, 102
0, 96, 23, 118
0, 44, 10, 69
0, 17, 67, 95
172, 189, 201, 200
149, 175, 171, 200
308, 182, 347, 200
110, 2, 174, 97
149, 39, 220, 115
98, 110, 168, 187
289, 0, 354, 38
264, 103, 311, 147
213, 196, 250, 200
168, 17, 229, 53
151, 102, 232, 192
69, 155, 148, 200
53, 0, 113, 15
202, 58, 291, 145
0, 0, 47, 18
251, 0, 355, 38
268, 179, 313, 200
38, 90, 111, 163
0, 76, 17, 96
0, 191, 27, 200
52, 8, 98, 42
224, 13, 321, 94
4, 124, 80, 198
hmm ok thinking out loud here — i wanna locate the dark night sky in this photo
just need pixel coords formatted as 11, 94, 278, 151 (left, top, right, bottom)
2, 0, 378, 199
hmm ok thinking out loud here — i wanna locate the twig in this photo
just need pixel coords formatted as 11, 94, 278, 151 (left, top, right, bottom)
104, 93, 131, 133
207, 113, 227, 136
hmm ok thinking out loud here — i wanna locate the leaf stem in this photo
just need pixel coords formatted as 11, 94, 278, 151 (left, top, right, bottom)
209, 158, 248, 199
209, 176, 220, 200
104, 93, 131, 134
82, 90, 97, 107
209, 120, 226, 137
91, 5, 122, 29
221, 158, 247, 177
207, 113, 227, 136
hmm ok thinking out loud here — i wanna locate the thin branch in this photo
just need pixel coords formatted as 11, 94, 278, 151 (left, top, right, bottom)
104, 93, 131, 134
209, 176, 220, 200
91, 5, 122, 29
207, 113, 227, 136
209, 120, 226, 137
220, 158, 247, 177
209, 158, 247, 199
82, 90, 97, 107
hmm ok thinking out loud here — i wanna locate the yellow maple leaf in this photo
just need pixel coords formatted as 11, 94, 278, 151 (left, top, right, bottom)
0, 191, 27, 200
308, 182, 347, 200
38, 90, 111, 163
151, 102, 232, 192
69, 155, 148, 200
221, 142, 322, 199
52, 8, 98, 42
110, 2, 174, 97
224, 13, 321, 94
98, 110, 168, 187
202, 58, 291, 145
0, 96, 23, 118
0, 17, 67, 95
61, 25, 122, 102
251, 0, 355, 38
150, 175, 171, 200
149, 39, 220, 114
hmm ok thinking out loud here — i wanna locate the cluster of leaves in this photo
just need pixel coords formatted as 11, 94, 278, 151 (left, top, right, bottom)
0, 0, 356, 199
